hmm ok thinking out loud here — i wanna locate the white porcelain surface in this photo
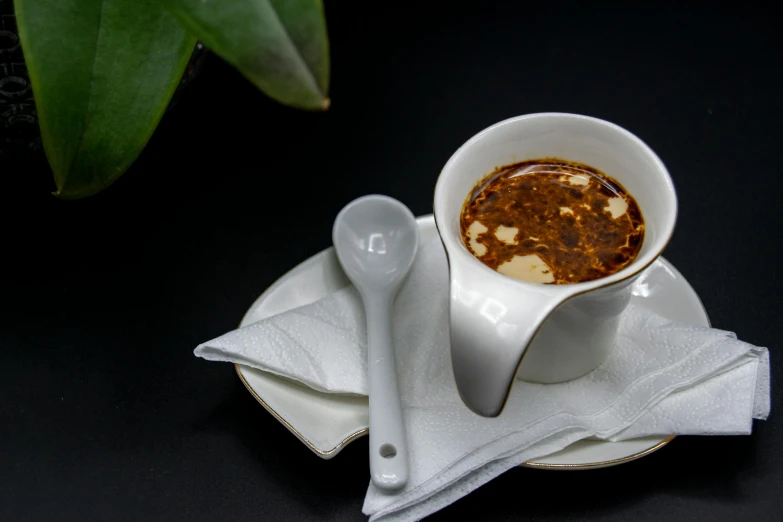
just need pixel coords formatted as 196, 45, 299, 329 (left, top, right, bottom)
434, 113, 678, 417
332, 195, 418, 490
236, 215, 709, 468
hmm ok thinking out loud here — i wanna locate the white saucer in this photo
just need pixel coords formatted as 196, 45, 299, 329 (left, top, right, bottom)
236, 215, 709, 468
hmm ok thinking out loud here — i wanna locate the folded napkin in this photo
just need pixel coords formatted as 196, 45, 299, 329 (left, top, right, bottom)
196, 237, 770, 522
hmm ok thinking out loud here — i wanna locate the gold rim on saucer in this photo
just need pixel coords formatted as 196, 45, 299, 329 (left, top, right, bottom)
520, 435, 676, 469
235, 364, 369, 457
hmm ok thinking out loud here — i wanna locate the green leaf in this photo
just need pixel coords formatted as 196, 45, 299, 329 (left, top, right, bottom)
15, 0, 196, 199
164, 0, 329, 110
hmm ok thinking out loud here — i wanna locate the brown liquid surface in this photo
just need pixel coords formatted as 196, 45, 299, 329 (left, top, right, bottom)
460, 158, 644, 284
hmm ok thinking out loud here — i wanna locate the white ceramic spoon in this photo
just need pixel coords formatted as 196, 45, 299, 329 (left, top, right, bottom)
332, 195, 418, 492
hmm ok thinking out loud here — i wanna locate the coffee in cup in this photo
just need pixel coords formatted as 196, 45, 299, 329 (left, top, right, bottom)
460, 158, 644, 284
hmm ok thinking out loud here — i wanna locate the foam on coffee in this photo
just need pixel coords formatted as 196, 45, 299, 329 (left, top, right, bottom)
460, 158, 644, 284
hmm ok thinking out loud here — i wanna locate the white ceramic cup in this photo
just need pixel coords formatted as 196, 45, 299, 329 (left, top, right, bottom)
434, 113, 677, 417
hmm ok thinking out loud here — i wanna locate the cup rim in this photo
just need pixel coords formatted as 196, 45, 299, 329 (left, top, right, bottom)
433, 112, 678, 295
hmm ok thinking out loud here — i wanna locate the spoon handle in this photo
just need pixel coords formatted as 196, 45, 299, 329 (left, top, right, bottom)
365, 294, 409, 491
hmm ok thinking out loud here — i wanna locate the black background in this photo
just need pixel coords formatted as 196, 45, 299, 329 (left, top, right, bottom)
2, 4, 782, 521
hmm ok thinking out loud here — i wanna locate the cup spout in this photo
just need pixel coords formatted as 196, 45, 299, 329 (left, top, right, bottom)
448, 267, 567, 417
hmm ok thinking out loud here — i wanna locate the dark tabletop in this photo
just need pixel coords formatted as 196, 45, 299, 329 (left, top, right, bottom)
2, 4, 781, 521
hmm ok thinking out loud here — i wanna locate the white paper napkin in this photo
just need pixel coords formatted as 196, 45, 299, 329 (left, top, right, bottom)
195, 237, 770, 522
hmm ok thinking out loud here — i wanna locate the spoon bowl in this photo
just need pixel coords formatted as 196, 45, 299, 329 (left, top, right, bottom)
333, 195, 419, 293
